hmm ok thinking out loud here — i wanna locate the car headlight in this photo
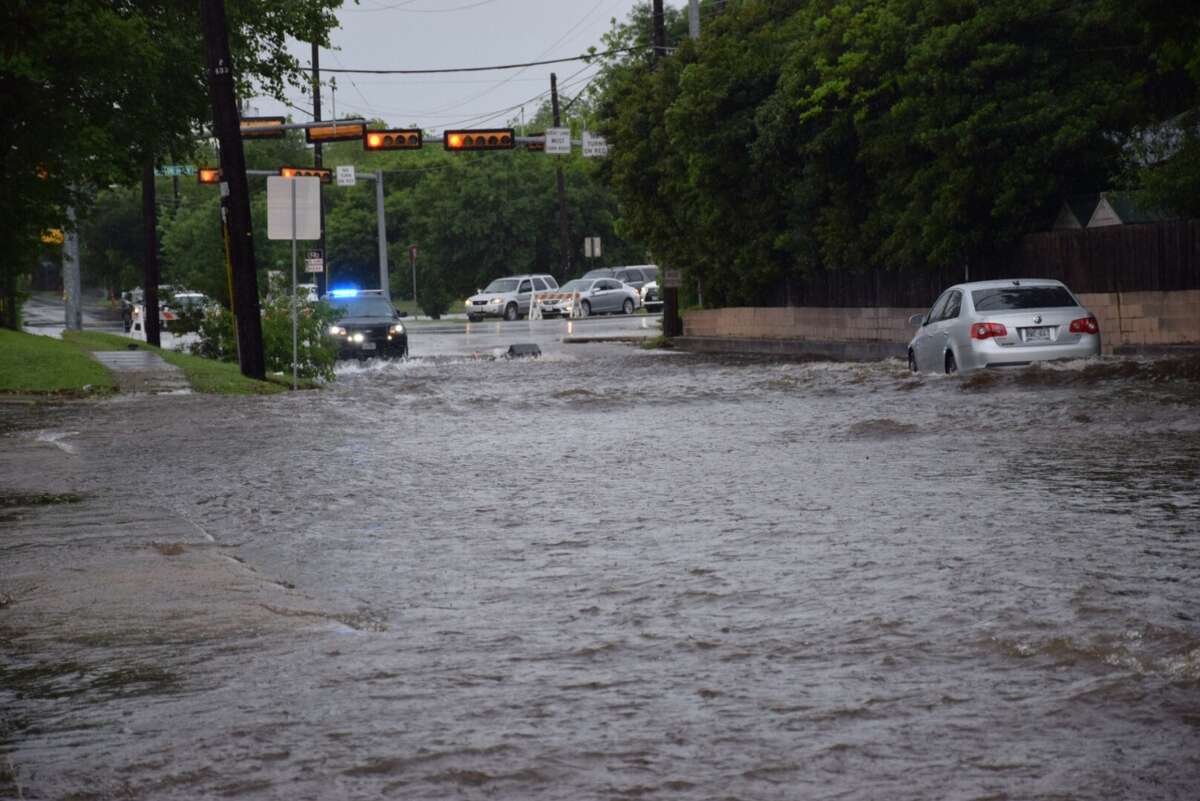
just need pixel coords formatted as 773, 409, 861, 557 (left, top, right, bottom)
464, 299, 472, 307
352, 333, 365, 343
389, 324, 405, 334
329, 325, 346, 335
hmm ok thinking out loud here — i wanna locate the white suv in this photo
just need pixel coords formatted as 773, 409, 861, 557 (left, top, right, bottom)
464, 274, 559, 321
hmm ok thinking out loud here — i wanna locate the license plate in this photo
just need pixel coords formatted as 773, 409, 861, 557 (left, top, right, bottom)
1023, 327, 1051, 343
362, 342, 376, 351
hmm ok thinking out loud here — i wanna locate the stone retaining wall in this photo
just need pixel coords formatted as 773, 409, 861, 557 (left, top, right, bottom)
682, 290, 1200, 356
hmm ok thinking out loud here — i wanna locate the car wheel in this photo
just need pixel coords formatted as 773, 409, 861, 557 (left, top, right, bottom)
622, 298, 635, 315
945, 351, 958, 375
580, 300, 591, 317
908, 350, 918, 373
504, 303, 519, 321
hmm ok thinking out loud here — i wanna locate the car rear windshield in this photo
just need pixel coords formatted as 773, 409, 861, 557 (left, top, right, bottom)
971, 286, 1078, 311
329, 297, 394, 317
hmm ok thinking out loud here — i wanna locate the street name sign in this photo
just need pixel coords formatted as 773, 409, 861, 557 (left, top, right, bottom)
663, 268, 683, 288
545, 127, 571, 155
336, 165, 356, 187
155, 165, 197, 177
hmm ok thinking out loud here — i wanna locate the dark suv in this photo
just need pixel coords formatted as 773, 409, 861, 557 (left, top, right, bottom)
324, 289, 408, 359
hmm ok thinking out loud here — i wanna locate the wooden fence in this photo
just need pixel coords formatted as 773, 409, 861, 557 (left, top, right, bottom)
765, 220, 1200, 308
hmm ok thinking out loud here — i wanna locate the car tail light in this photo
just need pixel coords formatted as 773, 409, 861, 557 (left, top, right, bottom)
1069, 316, 1099, 335
970, 322, 1007, 340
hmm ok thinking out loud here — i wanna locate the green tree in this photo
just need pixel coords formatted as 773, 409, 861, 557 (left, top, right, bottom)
0, 0, 343, 328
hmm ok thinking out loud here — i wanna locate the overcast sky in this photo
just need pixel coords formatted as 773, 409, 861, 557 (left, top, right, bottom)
248, 0, 649, 132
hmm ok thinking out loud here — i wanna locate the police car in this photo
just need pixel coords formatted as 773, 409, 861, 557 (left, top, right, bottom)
324, 288, 408, 359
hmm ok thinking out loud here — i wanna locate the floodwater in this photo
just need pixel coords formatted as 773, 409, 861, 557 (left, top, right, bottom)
2, 344, 1199, 800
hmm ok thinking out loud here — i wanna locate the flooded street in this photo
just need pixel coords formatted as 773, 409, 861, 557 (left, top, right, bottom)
3, 340, 1200, 800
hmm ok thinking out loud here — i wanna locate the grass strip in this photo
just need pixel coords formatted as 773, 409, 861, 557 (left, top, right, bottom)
61, 331, 292, 395
0, 329, 115, 395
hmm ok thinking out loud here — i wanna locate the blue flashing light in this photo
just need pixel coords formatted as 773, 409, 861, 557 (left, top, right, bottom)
329, 288, 360, 298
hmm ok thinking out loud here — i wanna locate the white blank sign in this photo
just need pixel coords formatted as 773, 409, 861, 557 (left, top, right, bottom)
267, 176, 321, 240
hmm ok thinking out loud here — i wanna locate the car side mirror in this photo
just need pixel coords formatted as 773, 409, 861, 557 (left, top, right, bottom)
908, 313, 926, 326
395, 310, 407, 318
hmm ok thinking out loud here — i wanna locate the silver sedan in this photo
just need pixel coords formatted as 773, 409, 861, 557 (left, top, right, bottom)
908, 279, 1101, 374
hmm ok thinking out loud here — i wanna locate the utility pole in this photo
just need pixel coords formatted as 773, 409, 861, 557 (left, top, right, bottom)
141, 158, 161, 346
201, 0, 265, 379
312, 41, 328, 297
551, 73, 571, 283
62, 204, 82, 332
652, 0, 682, 336
689, 0, 700, 39
653, 0, 666, 62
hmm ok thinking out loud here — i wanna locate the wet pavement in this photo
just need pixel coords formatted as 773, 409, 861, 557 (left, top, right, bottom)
2, 339, 1199, 800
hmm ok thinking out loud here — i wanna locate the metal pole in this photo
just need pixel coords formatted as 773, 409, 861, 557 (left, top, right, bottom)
653, 0, 665, 62
410, 246, 417, 310
551, 73, 571, 283
688, 0, 700, 39
62, 204, 82, 332
141, 159, 161, 346
291, 178, 298, 391
201, 0, 266, 379
312, 40, 327, 298
376, 170, 389, 298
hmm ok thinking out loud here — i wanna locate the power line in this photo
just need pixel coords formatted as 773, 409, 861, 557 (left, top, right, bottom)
313, 45, 645, 75
344, 0, 504, 12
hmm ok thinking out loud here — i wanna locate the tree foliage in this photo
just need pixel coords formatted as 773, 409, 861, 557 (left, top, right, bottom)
596, 0, 1200, 307
0, 0, 343, 327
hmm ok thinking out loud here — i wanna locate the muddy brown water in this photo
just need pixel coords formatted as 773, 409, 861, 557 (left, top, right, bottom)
2, 349, 1199, 800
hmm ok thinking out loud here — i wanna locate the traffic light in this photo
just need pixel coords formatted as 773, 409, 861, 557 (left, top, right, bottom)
197, 167, 222, 184
306, 120, 366, 144
240, 116, 285, 139
444, 128, 515, 151
279, 166, 333, 183
364, 129, 423, 151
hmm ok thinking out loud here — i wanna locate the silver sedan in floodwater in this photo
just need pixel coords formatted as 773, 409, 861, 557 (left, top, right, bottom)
908, 279, 1101, 374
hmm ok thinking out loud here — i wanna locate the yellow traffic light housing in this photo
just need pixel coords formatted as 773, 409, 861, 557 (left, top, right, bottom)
240, 116, 286, 139
197, 167, 222, 184
444, 128, 515, 151
279, 166, 333, 183
364, 129, 423, 151
305, 121, 366, 144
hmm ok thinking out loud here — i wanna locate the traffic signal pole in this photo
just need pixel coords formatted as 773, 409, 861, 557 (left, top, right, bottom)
551, 73, 571, 284
141, 157, 161, 347
200, 0, 266, 379
312, 41, 328, 297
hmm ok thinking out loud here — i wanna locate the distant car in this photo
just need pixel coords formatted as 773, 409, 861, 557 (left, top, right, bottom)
537, 278, 639, 318
464, 274, 559, 321
907, 279, 1101, 374
580, 265, 658, 292
324, 288, 408, 359
640, 280, 662, 313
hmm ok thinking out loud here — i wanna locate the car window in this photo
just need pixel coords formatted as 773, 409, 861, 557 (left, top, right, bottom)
624, 269, 644, 283
543, 276, 559, 289
532, 277, 548, 291
484, 279, 519, 293
518, 280, 532, 293
600, 280, 618, 290
972, 286, 1078, 311
942, 291, 962, 320
926, 291, 951, 324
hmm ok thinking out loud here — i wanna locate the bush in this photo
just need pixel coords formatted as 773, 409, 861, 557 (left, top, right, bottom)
192, 294, 339, 382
